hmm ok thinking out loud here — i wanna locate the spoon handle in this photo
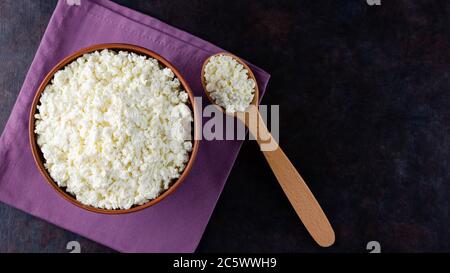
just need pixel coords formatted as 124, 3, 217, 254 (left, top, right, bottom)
243, 110, 335, 247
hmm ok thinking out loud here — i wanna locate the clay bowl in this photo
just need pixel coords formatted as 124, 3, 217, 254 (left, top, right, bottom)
29, 43, 199, 214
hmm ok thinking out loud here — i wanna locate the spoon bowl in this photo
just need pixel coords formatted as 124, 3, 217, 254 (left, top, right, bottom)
201, 52, 259, 117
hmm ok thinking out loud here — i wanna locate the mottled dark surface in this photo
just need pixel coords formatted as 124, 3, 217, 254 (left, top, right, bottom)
0, 0, 449, 253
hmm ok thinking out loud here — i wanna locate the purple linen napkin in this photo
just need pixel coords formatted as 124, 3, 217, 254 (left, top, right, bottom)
0, 0, 269, 252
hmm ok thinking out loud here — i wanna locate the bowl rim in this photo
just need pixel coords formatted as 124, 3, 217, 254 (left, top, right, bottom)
29, 43, 200, 214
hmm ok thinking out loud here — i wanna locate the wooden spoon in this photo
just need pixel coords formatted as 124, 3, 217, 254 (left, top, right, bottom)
201, 52, 335, 247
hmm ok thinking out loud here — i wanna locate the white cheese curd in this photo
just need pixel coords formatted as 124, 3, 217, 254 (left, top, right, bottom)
34, 49, 193, 210
204, 54, 256, 113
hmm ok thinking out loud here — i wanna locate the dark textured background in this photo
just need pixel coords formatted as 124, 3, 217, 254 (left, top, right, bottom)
0, 0, 449, 253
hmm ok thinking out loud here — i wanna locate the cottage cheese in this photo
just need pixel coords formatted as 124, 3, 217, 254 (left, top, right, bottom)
204, 54, 256, 113
34, 49, 193, 210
